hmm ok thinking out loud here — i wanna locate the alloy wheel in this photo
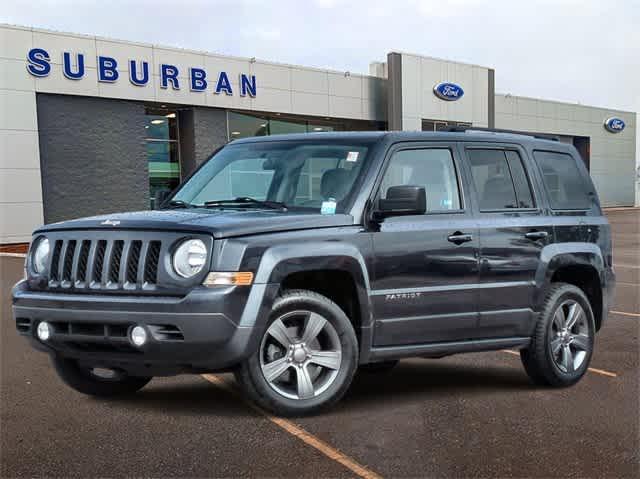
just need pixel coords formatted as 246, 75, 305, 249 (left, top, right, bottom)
260, 310, 342, 400
549, 299, 591, 373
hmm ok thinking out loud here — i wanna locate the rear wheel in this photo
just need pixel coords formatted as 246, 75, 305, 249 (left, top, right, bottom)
235, 290, 358, 416
520, 283, 595, 387
52, 356, 152, 397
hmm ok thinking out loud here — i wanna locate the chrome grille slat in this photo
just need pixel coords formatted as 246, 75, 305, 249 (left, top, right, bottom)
144, 241, 161, 284
49, 240, 63, 283
62, 240, 76, 283
84, 240, 98, 286
118, 240, 132, 286
101, 240, 115, 286
126, 240, 142, 285
42, 236, 163, 292
137, 241, 150, 285
92, 240, 107, 284
57, 240, 69, 286
70, 240, 83, 283
76, 240, 91, 284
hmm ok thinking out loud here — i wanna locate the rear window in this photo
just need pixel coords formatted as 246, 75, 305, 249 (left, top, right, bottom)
533, 151, 591, 210
467, 149, 534, 210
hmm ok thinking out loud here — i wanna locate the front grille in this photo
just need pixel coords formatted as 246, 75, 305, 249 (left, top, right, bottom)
47, 237, 163, 292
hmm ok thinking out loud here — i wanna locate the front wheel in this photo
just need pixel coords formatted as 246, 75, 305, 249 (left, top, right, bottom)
235, 290, 358, 416
520, 283, 595, 387
53, 356, 152, 397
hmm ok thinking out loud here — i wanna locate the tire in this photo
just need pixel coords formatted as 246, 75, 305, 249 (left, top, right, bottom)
52, 356, 152, 397
359, 360, 399, 373
520, 282, 596, 387
235, 289, 358, 416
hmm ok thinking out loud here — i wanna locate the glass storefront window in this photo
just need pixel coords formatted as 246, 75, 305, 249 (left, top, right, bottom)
270, 118, 307, 135
145, 110, 180, 208
228, 111, 382, 141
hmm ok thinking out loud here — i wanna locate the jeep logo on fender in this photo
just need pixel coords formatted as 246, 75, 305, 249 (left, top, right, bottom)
433, 82, 464, 101
604, 117, 625, 133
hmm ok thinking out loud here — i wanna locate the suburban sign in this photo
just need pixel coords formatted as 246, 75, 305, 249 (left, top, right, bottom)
26, 48, 257, 97
433, 82, 464, 101
603, 117, 625, 133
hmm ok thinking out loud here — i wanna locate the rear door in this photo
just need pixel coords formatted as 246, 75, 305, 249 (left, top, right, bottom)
370, 142, 480, 346
462, 143, 552, 339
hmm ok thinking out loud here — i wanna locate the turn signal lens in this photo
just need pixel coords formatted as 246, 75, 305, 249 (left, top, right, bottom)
203, 272, 254, 287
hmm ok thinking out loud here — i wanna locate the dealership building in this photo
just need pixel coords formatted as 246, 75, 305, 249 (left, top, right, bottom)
1, 23, 637, 244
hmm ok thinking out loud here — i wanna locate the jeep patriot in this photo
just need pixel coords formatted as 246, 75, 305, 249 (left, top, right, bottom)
13, 130, 615, 415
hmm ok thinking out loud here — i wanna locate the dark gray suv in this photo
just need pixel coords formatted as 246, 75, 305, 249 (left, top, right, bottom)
13, 130, 615, 416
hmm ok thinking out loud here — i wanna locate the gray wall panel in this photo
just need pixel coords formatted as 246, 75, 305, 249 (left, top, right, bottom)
193, 107, 228, 168
36, 93, 148, 223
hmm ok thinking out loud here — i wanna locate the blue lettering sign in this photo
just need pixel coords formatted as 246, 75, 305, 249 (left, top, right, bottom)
98, 56, 119, 82
62, 52, 85, 80
129, 60, 149, 86
26, 48, 51, 77
240, 74, 256, 97
190, 68, 207, 91
433, 82, 464, 101
25, 47, 258, 97
160, 64, 180, 90
215, 71, 233, 95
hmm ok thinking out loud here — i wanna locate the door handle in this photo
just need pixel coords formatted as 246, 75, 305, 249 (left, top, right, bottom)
524, 231, 549, 240
447, 232, 473, 245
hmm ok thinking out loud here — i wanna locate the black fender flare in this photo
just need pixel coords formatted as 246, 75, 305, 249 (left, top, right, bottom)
236, 241, 374, 362
534, 242, 606, 312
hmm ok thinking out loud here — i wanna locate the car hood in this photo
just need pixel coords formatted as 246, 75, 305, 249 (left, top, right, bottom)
36, 209, 355, 239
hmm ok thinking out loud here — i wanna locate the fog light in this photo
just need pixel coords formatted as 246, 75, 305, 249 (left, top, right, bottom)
130, 326, 148, 347
37, 321, 51, 341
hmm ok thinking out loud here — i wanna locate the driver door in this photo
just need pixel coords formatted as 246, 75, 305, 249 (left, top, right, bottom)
370, 143, 480, 346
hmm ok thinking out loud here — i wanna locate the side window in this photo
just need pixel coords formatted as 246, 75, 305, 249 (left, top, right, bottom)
380, 148, 461, 212
467, 149, 534, 210
505, 150, 534, 208
533, 150, 591, 210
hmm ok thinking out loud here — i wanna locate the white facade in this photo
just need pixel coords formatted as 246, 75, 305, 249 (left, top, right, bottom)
0, 24, 637, 244
495, 95, 637, 207
396, 52, 490, 130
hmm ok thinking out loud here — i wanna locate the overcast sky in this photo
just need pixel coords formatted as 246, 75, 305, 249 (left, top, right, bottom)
2, 0, 639, 115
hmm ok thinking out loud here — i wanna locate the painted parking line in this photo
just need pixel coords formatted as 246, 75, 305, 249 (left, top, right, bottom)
501, 350, 618, 377
611, 310, 640, 318
613, 264, 640, 269
202, 374, 383, 479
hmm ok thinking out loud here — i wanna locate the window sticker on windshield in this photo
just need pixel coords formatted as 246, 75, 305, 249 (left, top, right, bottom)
346, 151, 359, 162
321, 198, 337, 215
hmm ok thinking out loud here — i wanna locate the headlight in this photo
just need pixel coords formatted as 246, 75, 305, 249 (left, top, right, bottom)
32, 237, 50, 274
172, 239, 207, 278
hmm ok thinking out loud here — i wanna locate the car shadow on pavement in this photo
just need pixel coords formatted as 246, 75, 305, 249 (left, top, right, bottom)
338, 360, 533, 411
103, 360, 532, 417
102, 378, 261, 418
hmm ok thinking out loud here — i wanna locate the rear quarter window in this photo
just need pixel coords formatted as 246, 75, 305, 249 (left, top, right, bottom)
533, 150, 591, 210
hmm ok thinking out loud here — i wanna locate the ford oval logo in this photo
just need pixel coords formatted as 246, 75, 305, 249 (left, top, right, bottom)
604, 117, 625, 133
433, 82, 464, 101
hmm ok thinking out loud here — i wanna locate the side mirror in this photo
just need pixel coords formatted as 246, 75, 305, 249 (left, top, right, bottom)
153, 189, 171, 209
374, 185, 426, 219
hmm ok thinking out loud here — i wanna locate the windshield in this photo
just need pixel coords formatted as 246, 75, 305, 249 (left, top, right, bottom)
171, 139, 375, 213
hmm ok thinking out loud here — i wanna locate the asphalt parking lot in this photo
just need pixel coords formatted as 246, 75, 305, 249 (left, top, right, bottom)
1, 210, 638, 478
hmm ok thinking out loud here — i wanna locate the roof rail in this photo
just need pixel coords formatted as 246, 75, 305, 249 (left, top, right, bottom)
445, 126, 559, 141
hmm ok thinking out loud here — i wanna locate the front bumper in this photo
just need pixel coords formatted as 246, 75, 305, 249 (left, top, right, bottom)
12, 280, 278, 375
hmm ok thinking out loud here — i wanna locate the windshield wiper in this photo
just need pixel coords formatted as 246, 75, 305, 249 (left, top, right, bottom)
165, 200, 193, 209
203, 197, 287, 211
